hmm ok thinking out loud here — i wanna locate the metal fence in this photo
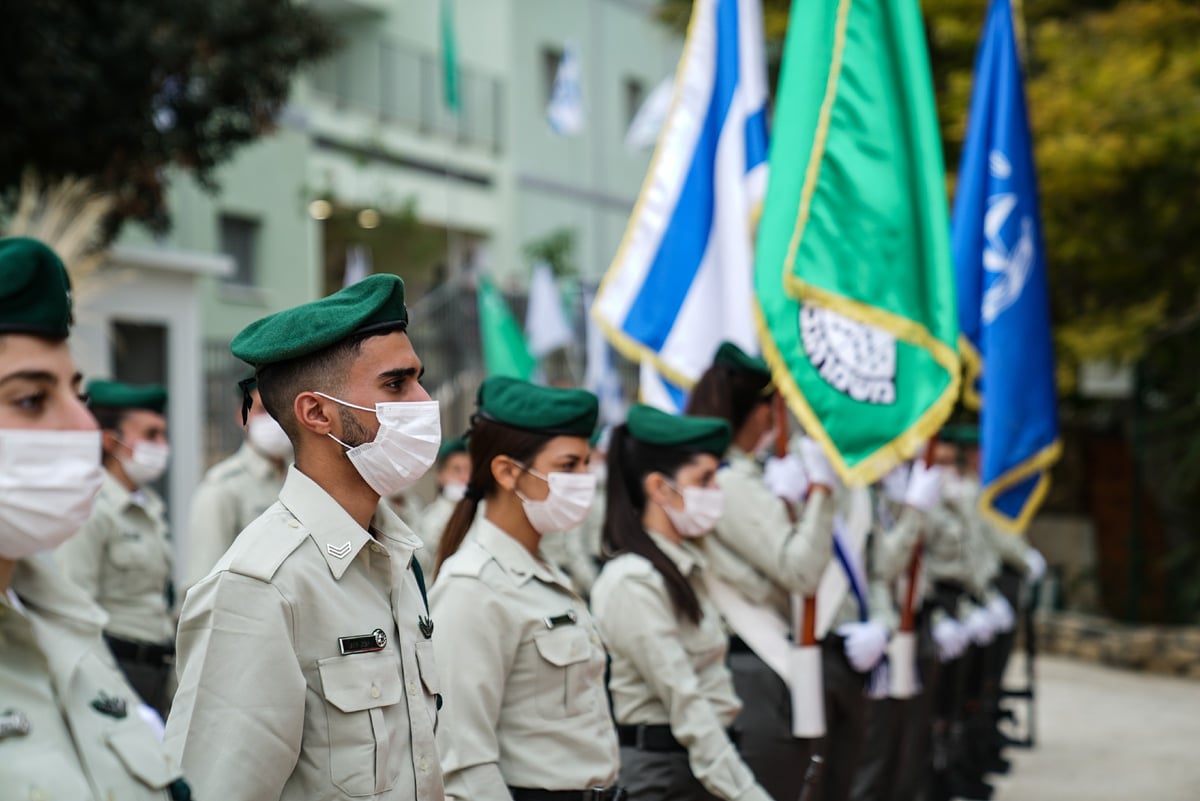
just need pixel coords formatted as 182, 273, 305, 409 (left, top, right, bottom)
309, 37, 505, 153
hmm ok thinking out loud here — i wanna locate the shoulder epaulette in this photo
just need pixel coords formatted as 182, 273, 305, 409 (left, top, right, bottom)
442, 543, 494, 579
226, 505, 308, 582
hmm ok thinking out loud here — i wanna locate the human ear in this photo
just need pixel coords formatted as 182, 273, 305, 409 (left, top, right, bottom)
491, 454, 521, 493
293, 392, 335, 437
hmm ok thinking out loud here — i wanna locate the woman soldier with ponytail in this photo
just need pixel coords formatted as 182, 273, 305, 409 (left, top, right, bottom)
590, 405, 774, 801
430, 376, 620, 801
685, 342, 839, 801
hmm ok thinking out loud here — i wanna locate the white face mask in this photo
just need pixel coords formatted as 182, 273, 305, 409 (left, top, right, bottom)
0, 430, 104, 559
942, 473, 980, 505
117, 440, 170, 486
663, 482, 724, 538
515, 466, 597, 535
316, 393, 442, 497
246, 413, 293, 460
442, 482, 467, 502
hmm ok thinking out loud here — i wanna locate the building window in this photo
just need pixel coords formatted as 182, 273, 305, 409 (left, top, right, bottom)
541, 46, 564, 107
623, 76, 646, 128
219, 214, 261, 286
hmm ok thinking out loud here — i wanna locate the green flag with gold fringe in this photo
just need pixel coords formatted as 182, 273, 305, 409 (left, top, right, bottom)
755, 0, 960, 485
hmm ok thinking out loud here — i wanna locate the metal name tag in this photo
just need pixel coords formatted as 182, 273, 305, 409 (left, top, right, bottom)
338, 628, 388, 655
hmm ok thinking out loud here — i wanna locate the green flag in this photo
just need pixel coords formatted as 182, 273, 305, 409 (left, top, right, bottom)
478, 276, 536, 380
755, 0, 960, 485
441, 0, 460, 113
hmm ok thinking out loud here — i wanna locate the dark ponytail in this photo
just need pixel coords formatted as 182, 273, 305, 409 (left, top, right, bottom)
434, 418, 553, 578
603, 425, 703, 624
685, 364, 773, 434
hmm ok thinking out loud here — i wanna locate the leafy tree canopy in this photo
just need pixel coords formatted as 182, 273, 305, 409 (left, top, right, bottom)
0, 0, 335, 235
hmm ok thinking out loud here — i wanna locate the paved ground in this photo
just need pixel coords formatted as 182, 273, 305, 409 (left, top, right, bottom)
991, 655, 1200, 801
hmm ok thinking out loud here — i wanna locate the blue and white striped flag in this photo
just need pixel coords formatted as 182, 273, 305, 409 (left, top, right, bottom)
952, 0, 1060, 531
591, 0, 768, 412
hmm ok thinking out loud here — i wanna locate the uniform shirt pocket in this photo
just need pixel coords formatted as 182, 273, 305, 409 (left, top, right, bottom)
106, 723, 179, 790
414, 640, 440, 728
532, 626, 599, 720
318, 651, 404, 797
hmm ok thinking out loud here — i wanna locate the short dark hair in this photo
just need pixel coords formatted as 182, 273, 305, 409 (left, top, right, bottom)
685, 364, 774, 434
255, 333, 372, 441
89, 404, 131, 433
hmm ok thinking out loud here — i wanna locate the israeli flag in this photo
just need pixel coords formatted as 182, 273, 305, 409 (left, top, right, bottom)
547, 47, 585, 136
591, 0, 768, 412
951, 0, 1061, 531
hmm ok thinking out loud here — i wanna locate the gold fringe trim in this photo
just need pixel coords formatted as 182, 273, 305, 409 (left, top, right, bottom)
959, 335, 983, 410
978, 438, 1063, 533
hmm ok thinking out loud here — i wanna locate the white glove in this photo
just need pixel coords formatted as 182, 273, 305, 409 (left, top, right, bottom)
932, 617, 968, 662
965, 605, 996, 645
836, 620, 890, 673
880, 463, 910, 504
763, 454, 810, 503
904, 461, 945, 512
798, 437, 838, 489
1024, 547, 1047, 582
987, 594, 1016, 633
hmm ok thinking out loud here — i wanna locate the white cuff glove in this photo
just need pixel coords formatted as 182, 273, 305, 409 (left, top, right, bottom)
965, 606, 996, 646
880, 464, 910, 504
798, 437, 838, 489
904, 461, 945, 512
1024, 547, 1047, 582
987, 594, 1016, 633
836, 620, 890, 673
764, 454, 810, 504
932, 617, 968, 662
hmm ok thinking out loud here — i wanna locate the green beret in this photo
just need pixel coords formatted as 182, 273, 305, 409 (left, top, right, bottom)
0, 238, 73, 340
231, 274, 408, 368
714, 341, 771, 381
626, 404, 731, 456
438, 436, 469, 463
87, 379, 168, 414
940, 423, 980, 446
476, 376, 598, 437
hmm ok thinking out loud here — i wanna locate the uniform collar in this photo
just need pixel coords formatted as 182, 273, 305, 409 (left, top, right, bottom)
99, 469, 163, 514
474, 517, 569, 588
646, 529, 706, 576
278, 466, 421, 580
238, 441, 285, 480
725, 446, 762, 476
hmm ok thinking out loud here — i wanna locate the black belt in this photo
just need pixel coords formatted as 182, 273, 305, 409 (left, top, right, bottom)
104, 634, 174, 666
616, 723, 739, 753
508, 788, 626, 801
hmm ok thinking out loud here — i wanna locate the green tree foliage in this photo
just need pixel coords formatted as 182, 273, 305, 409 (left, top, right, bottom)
0, 0, 335, 235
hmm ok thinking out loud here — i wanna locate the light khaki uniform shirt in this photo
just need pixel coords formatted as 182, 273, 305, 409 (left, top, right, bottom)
591, 532, 772, 801
431, 518, 618, 801
539, 523, 599, 599
183, 442, 286, 590
414, 493, 457, 575
0, 555, 184, 800
165, 467, 443, 801
57, 471, 174, 644
707, 447, 835, 618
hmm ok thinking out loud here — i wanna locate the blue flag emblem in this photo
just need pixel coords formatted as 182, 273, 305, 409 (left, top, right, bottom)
951, 0, 1061, 531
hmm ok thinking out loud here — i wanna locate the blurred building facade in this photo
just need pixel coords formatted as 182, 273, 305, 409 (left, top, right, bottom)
74, 0, 679, 559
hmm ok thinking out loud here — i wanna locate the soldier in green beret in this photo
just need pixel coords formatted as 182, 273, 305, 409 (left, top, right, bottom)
591, 404, 774, 801
56, 377, 175, 715
0, 237, 189, 799
686, 341, 839, 801
412, 435, 471, 573
431, 376, 621, 800
181, 384, 290, 591
165, 274, 445, 801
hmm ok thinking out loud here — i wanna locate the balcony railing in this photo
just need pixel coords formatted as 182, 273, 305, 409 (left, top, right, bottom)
309, 38, 505, 154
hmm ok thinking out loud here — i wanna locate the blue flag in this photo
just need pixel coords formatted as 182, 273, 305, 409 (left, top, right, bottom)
951, 0, 1060, 531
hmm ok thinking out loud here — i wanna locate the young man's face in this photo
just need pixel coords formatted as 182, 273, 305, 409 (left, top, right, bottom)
333, 331, 430, 444
0, 334, 95, 432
